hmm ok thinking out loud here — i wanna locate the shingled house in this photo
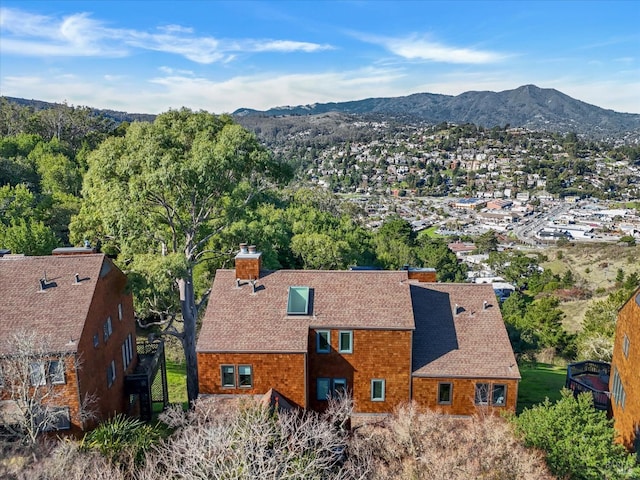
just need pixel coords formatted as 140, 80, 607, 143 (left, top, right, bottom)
0, 249, 137, 435
197, 245, 520, 417
610, 285, 640, 453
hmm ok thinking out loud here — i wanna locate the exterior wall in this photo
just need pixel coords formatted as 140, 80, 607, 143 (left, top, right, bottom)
197, 352, 307, 408
308, 329, 412, 413
611, 288, 640, 451
76, 259, 137, 430
411, 376, 519, 415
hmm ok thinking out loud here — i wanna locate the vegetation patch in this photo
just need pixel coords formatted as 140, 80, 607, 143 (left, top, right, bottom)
517, 362, 566, 413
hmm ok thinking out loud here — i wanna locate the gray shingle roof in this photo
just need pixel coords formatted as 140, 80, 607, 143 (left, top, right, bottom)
197, 269, 415, 353
0, 254, 107, 355
411, 283, 520, 379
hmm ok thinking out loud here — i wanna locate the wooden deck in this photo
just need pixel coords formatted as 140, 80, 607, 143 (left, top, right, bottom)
565, 361, 611, 411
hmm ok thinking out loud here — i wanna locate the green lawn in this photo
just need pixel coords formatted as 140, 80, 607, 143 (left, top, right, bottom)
517, 362, 567, 414
166, 360, 188, 406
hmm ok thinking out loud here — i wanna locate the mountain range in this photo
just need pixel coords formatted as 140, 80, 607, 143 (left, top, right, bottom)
234, 85, 640, 140
5, 85, 640, 140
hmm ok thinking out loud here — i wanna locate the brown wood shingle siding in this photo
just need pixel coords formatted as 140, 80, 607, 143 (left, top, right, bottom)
308, 329, 412, 412
611, 288, 640, 451
198, 352, 307, 408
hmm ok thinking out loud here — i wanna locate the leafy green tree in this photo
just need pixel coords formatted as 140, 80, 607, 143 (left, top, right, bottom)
0, 218, 59, 255
513, 390, 639, 480
290, 232, 350, 269
474, 230, 499, 253
70, 109, 290, 405
414, 236, 467, 282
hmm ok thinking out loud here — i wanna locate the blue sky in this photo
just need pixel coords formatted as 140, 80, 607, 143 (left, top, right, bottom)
1, 1, 639, 114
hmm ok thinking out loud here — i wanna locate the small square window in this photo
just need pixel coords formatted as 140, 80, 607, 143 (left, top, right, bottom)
339, 331, 353, 353
371, 379, 385, 401
317, 378, 330, 400
48, 360, 65, 385
221, 365, 235, 388
30, 362, 46, 386
238, 365, 252, 388
492, 384, 506, 406
475, 383, 489, 405
316, 330, 330, 353
438, 382, 452, 405
333, 378, 347, 397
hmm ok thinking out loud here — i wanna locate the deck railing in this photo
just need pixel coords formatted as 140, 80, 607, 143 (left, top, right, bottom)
565, 361, 611, 411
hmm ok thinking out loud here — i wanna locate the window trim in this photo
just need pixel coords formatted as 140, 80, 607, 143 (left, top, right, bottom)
107, 360, 116, 388
316, 330, 331, 354
30, 362, 46, 386
475, 382, 490, 405
41, 406, 71, 431
338, 330, 353, 354
287, 286, 310, 315
48, 359, 66, 385
371, 378, 385, 402
238, 364, 253, 388
103, 316, 113, 342
492, 384, 507, 407
623, 333, 630, 359
437, 382, 453, 405
317, 378, 331, 401
221, 364, 236, 388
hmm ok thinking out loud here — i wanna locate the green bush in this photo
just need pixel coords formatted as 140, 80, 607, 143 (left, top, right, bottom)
82, 414, 162, 465
513, 390, 639, 479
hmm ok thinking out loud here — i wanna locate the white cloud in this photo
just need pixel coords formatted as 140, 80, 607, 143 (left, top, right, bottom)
362, 33, 506, 64
0, 7, 334, 63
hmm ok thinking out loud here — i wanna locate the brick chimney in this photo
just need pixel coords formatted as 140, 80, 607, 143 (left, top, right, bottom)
405, 266, 437, 283
235, 243, 262, 281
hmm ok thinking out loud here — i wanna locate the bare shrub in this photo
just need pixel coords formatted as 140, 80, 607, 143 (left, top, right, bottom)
357, 402, 555, 480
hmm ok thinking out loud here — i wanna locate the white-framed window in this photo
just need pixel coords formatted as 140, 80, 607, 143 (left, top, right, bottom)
316, 330, 330, 353
338, 331, 353, 353
48, 359, 65, 385
122, 334, 134, 371
103, 316, 113, 342
107, 360, 116, 388
623, 333, 630, 358
118, 303, 123, 321
371, 379, 385, 401
238, 365, 253, 388
316, 378, 348, 400
30, 362, 46, 386
221, 365, 235, 388
438, 382, 452, 405
475, 383, 490, 405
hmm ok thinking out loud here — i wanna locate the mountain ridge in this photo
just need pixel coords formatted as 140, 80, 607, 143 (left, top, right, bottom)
233, 85, 640, 139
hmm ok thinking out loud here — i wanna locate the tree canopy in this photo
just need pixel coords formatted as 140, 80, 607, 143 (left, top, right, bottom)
71, 109, 291, 404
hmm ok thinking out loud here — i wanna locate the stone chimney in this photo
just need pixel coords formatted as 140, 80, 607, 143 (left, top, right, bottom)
235, 243, 262, 281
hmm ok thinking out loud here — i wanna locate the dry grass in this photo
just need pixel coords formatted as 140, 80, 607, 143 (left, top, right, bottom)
542, 243, 640, 333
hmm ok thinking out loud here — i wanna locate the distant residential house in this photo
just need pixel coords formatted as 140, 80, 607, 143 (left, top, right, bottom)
197, 245, 520, 419
610, 286, 640, 453
0, 249, 138, 435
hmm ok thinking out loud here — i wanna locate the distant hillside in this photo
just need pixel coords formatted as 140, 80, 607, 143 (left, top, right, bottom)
234, 85, 640, 140
3, 96, 155, 124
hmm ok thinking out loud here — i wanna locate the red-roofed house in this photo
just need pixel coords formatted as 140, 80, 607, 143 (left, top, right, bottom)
197, 245, 520, 417
0, 249, 137, 435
